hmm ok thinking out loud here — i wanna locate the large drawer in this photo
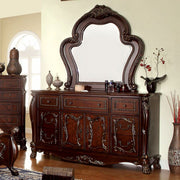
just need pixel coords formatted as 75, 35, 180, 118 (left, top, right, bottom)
111, 98, 139, 115
62, 96, 108, 113
0, 91, 21, 101
0, 78, 21, 89
0, 115, 19, 125
0, 102, 20, 114
39, 95, 60, 109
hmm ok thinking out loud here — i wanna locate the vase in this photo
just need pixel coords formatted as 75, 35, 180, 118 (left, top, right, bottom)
0, 63, 5, 75
46, 71, 53, 90
7, 48, 22, 75
168, 123, 180, 174
53, 76, 63, 90
146, 81, 157, 93
141, 75, 167, 93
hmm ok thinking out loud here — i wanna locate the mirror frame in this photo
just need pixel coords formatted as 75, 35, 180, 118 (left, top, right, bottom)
60, 5, 144, 91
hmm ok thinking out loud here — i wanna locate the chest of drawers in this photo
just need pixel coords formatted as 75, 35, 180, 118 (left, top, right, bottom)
0, 75, 26, 150
30, 90, 160, 174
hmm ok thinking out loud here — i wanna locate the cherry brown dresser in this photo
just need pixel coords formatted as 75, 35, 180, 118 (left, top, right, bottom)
30, 5, 161, 174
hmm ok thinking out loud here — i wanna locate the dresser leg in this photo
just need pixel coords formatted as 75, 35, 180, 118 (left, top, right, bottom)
20, 138, 27, 150
30, 142, 37, 158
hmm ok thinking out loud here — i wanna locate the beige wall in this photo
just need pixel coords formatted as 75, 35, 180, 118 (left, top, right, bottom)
41, 0, 180, 169
0, 13, 41, 131
0, 0, 41, 18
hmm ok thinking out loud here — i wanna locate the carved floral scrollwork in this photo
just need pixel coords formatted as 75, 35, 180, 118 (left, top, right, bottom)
63, 114, 83, 147
89, 5, 118, 19
86, 116, 107, 151
40, 112, 58, 145
142, 96, 150, 156
113, 117, 136, 153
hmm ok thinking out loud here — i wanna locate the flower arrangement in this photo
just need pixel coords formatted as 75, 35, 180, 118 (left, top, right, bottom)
167, 92, 180, 124
140, 48, 167, 93
140, 48, 166, 78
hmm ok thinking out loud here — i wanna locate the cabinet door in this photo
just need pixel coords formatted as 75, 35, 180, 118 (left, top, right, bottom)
62, 112, 84, 149
111, 115, 139, 156
85, 114, 109, 152
38, 111, 59, 145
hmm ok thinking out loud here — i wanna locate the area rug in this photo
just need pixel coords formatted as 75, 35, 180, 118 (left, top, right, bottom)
0, 167, 42, 180
0, 167, 82, 180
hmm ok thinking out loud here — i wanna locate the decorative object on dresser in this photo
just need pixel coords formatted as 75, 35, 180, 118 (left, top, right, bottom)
0, 63, 5, 75
0, 75, 27, 150
46, 71, 53, 90
140, 48, 167, 93
7, 48, 22, 75
30, 5, 161, 174
52, 76, 63, 90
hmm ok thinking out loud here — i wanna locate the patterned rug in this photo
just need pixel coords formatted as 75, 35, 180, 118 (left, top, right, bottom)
0, 168, 42, 180
0, 167, 81, 180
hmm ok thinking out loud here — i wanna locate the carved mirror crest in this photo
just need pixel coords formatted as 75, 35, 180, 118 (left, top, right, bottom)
60, 5, 144, 91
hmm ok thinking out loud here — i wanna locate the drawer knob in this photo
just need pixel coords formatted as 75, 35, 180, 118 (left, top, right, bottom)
46, 100, 50, 103
97, 103, 101, 107
69, 102, 73, 105
123, 104, 127, 108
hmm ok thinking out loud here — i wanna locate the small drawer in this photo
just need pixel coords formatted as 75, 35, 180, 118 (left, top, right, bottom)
63, 96, 108, 112
39, 95, 59, 108
112, 98, 139, 114
0, 91, 21, 101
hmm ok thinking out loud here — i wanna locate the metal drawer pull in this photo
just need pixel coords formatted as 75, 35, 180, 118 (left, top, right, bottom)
123, 104, 127, 108
46, 100, 50, 103
97, 103, 101, 107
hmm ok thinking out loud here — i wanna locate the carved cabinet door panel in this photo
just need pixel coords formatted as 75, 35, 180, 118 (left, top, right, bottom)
85, 114, 109, 152
111, 115, 139, 156
61, 112, 84, 149
38, 111, 59, 145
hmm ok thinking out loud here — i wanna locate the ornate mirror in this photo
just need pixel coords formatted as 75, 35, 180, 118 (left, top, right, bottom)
60, 5, 144, 91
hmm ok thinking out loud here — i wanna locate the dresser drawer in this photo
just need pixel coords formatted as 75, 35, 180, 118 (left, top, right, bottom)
0, 91, 21, 101
39, 95, 60, 109
0, 115, 19, 125
63, 96, 108, 112
0, 78, 21, 89
112, 98, 139, 114
0, 103, 20, 114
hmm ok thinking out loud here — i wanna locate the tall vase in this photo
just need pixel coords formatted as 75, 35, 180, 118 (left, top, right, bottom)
46, 71, 53, 90
168, 123, 180, 174
7, 48, 22, 75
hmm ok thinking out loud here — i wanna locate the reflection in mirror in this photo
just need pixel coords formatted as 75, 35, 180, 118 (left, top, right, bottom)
72, 23, 132, 82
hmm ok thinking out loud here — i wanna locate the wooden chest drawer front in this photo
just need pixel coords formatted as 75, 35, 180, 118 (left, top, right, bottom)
0, 91, 21, 101
0, 103, 20, 114
0, 79, 21, 89
0, 115, 19, 125
39, 96, 59, 108
63, 96, 108, 112
112, 98, 139, 114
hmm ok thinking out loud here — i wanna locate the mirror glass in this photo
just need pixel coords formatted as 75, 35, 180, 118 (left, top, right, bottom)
72, 23, 133, 82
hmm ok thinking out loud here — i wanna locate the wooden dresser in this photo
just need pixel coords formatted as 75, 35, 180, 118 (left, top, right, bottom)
0, 75, 26, 150
30, 90, 160, 173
